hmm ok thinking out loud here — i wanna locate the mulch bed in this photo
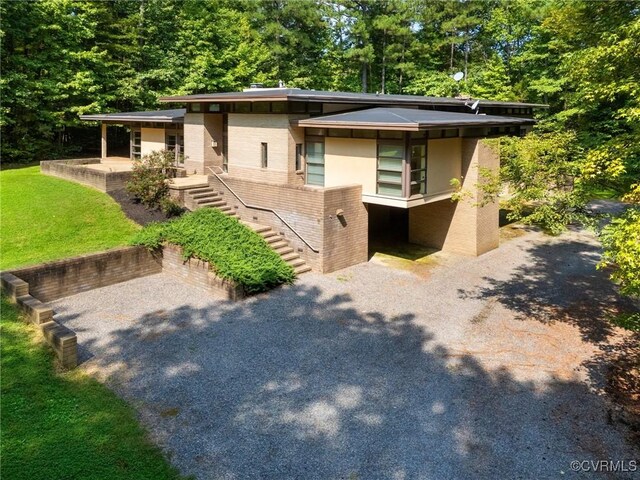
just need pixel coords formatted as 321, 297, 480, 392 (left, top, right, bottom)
108, 188, 183, 226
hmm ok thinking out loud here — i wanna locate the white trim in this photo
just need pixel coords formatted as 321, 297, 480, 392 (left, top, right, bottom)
362, 190, 454, 209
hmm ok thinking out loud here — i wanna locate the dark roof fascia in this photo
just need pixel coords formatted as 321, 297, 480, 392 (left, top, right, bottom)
158, 89, 548, 109
79, 109, 185, 124
295, 111, 536, 131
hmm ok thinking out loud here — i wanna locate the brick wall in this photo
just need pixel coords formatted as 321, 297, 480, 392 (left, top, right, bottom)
9, 246, 162, 302
408, 138, 499, 256
41, 159, 132, 192
208, 175, 367, 272
161, 245, 244, 300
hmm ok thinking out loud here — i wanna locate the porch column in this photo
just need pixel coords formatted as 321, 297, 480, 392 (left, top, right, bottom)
408, 138, 500, 256
101, 123, 107, 159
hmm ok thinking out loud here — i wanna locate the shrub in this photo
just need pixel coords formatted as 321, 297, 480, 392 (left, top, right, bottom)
598, 206, 640, 298
131, 208, 295, 293
126, 150, 177, 209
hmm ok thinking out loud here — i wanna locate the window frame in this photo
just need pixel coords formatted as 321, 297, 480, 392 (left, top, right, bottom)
261, 142, 268, 168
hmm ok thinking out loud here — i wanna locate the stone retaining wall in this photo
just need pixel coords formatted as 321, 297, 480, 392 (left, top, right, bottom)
41, 159, 132, 192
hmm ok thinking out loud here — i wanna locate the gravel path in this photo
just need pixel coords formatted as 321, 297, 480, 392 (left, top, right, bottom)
51, 227, 639, 479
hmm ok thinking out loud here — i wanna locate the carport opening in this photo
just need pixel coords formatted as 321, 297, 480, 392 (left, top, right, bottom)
367, 204, 440, 261
106, 125, 131, 158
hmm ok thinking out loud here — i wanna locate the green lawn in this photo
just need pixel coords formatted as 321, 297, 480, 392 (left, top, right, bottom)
0, 165, 139, 270
0, 296, 185, 480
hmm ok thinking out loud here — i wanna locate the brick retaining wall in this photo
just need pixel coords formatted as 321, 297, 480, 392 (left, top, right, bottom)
41, 159, 132, 192
162, 244, 244, 301
8, 246, 162, 302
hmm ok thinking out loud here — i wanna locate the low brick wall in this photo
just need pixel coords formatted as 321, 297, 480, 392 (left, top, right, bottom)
162, 244, 244, 301
8, 246, 162, 302
1, 272, 77, 369
41, 159, 132, 192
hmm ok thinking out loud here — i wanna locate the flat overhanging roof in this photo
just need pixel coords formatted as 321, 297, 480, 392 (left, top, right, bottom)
294, 107, 536, 131
79, 108, 186, 123
159, 88, 547, 110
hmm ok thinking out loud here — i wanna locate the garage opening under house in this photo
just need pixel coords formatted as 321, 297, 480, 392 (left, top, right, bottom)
76, 87, 543, 273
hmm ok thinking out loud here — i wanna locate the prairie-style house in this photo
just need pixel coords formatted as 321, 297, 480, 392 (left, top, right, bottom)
76, 87, 541, 273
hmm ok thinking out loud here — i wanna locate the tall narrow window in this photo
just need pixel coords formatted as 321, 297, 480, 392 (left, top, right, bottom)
261, 142, 268, 168
295, 143, 303, 171
305, 141, 325, 186
131, 130, 141, 160
377, 142, 404, 197
222, 115, 228, 172
410, 143, 427, 195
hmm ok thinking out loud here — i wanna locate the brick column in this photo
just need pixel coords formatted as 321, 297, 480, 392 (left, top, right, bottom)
183, 113, 222, 174
101, 123, 107, 159
408, 138, 499, 256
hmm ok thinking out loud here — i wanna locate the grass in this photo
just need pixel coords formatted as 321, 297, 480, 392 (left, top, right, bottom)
0, 165, 139, 270
0, 296, 185, 480
132, 208, 295, 293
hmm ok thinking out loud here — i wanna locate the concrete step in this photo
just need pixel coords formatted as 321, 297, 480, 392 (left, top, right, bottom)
198, 200, 227, 208
188, 187, 216, 195
286, 257, 306, 268
274, 245, 294, 255
260, 230, 278, 240
265, 235, 284, 245
191, 191, 220, 200
280, 252, 299, 262
269, 240, 289, 250
196, 198, 225, 206
218, 206, 233, 212
294, 265, 312, 275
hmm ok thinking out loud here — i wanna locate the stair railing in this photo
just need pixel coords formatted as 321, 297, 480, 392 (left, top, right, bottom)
206, 167, 320, 253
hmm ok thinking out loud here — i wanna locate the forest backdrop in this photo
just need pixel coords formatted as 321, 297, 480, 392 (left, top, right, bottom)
1, 0, 639, 297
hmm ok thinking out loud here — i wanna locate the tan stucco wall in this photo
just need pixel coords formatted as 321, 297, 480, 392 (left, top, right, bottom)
141, 128, 165, 157
324, 137, 377, 194
427, 137, 461, 196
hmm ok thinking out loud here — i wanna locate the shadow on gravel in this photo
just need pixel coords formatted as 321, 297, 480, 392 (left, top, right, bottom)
458, 230, 637, 345
72, 281, 638, 479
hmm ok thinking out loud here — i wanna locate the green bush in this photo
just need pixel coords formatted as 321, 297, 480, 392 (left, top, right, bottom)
598, 206, 640, 298
126, 150, 177, 209
132, 208, 295, 293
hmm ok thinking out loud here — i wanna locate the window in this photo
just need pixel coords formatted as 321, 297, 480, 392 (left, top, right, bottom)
377, 142, 404, 197
305, 141, 325, 186
261, 142, 268, 168
328, 128, 351, 138
378, 130, 404, 139
352, 129, 377, 139
222, 115, 228, 172
253, 102, 270, 113
131, 130, 141, 160
410, 142, 427, 195
191, 103, 201, 112
295, 144, 303, 171
165, 130, 185, 164
208, 103, 220, 112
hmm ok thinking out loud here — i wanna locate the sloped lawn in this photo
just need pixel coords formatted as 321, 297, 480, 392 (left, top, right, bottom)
0, 296, 185, 480
0, 165, 139, 270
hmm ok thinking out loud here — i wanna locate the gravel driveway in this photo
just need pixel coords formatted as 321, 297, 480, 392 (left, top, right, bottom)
51, 227, 639, 479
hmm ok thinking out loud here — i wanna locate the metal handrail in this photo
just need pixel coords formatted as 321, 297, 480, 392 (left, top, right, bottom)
206, 167, 320, 252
